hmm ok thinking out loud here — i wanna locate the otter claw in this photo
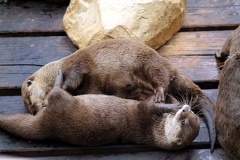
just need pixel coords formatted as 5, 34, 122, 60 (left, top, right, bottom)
152, 87, 165, 103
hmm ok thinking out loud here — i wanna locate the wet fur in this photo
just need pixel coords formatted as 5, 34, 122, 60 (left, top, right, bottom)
216, 52, 240, 159
0, 70, 200, 150
21, 39, 216, 151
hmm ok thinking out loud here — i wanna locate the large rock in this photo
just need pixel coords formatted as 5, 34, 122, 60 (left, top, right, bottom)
63, 0, 186, 49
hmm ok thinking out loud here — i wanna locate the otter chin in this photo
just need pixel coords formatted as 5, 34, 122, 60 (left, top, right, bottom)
2, 70, 200, 150
21, 39, 215, 151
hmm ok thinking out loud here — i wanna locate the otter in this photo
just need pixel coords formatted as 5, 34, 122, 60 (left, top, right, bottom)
215, 26, 240, 60
215, 51, 240, 159
0, 70, 200, 150
21, 39, 216, 151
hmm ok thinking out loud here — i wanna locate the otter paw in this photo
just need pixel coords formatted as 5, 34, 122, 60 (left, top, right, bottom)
54, 69, 63, 88
152, 87, 165, 103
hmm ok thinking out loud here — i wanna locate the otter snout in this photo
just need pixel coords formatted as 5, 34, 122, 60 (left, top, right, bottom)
175, 104, 192, 120
182, 105, 190, 113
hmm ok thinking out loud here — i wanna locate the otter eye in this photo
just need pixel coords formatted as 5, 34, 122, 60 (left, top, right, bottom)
27, 80, 32, 87
219, 65, 224, 70
28, 100, 32, 106
181, 120, 185, 126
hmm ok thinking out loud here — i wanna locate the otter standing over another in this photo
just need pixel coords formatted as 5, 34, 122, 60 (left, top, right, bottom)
216, 51, 240, 160
21, 39, 216, 151
0, 70, 200, 150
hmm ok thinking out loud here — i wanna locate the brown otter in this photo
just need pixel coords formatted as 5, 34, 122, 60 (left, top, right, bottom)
0, 70, 200, 150
215, 51, 240, 159
21, 39, 216, 151
215, 26, 240, 60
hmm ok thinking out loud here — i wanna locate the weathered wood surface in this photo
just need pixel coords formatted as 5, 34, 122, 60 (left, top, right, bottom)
0, 0, 67, 34
0, 149, 230, 159
0, 31, 230, 93
0, 0, 235, 159
0, 149, 230, 160
158, 31, 233, 56
184, 0, 240, 29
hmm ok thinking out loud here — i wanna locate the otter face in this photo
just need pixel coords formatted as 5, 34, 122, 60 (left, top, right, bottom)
21, 78, 48, 115
154, 105, 200, 150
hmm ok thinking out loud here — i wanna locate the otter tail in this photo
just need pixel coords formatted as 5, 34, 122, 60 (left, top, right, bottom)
196, 96, 216, 152
168, 73, 216, 152
0, 111, 48, 141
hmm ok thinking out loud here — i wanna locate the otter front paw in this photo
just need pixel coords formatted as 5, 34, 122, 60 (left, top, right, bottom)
152, 87, 164, 103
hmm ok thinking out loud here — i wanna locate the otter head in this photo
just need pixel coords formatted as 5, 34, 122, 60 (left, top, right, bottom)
21, 62, 59, 115
21, 76, 49, 115
154, 104, 200, 150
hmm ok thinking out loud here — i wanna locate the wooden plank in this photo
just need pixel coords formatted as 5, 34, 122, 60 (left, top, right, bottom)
1, 30, 227, 65
158, 31, 232, 56
0, 36, 77, 65
0, 0, 67, 34
183, 0, 240, 28
0, 36, 77, 92
167, 56, 219, 82
203, 89, 218, 105
10, 149, 226, 160
0, 90, 217, 155
0, 66, 40, 89
0, 149, 229, 159
0, 56, 219, 90
0, 0, 239, 34
0, 31, 225, 90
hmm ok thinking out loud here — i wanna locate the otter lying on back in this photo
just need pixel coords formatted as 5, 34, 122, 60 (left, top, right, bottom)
0, 70, 200, 150
21, 39, 215, 151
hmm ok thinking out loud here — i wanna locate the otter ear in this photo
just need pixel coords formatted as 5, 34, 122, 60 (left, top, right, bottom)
27, 80, 32, 87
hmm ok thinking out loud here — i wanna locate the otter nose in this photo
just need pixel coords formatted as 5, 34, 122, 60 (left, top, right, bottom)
30, 105, 38, 115
182, 105, 190, 113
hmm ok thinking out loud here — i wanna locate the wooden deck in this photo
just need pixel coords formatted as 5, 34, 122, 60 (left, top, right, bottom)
0, 0, 239, 159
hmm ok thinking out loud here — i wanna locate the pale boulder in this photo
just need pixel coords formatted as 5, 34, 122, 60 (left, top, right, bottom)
63, 0, 186, 49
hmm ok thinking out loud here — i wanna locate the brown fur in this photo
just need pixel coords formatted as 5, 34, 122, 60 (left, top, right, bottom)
216, 51, 240, 159
1, 70, 200, 150
21, 39, 216, 151
216, 26, 240, 60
